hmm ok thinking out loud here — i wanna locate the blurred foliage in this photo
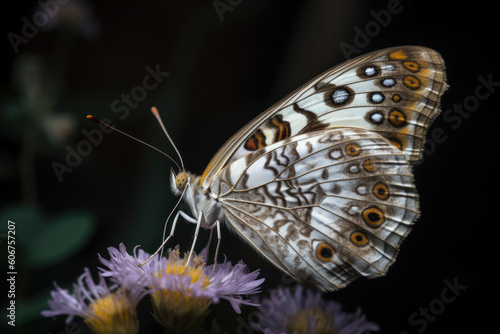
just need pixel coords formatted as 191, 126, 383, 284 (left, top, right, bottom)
1, 1, 100, 331
0, 205, 95, 268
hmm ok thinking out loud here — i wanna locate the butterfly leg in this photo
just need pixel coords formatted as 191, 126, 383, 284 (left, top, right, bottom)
183, 211, 206, 270
138, 210, 197, 267
160, 210, 197, 257
198, 220, 221, 276
177, 210, 198, 224
177, 212, 220, 275
211, 220, 221, 277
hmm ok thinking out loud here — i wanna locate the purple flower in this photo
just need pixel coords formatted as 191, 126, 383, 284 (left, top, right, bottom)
97, 243, 152, 289
42, 268, 143, 334
99, 243, 264, 312
98, 243, 265, 332
204, 258, 265, 313
257, 285, 380, 334
263, 330, 288, 334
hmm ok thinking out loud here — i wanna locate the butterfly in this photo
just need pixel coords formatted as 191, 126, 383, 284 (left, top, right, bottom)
164, 46, 447, 292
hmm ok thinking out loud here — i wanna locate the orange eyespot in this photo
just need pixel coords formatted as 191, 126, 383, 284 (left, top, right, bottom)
363, 160, 376, 172
389, 109, 407, 127
403, 75, 421, 89
175, 173, 188, 190
389, 138, 404, 151
346, 144, 361, 156
362, 206, 385, 227
403, 61, 421, 72
351, 231, 369, 246
316, 243, 335, 261
392, 94, 402, 103
373, 183, 390, 200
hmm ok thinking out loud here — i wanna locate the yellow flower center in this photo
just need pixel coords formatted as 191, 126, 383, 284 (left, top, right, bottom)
85, 289, 138, 334
150, 249, 212, 332
157, 249, 211, 289
286, 307, 338, 334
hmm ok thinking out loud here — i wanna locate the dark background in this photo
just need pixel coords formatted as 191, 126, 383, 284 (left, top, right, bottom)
1, 0, 498, 333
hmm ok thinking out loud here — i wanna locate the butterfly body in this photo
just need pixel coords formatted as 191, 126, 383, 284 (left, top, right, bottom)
171, 46, 447, 291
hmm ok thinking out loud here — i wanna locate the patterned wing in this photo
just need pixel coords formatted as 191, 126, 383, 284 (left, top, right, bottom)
211, 127, 418, 291
201, 46, 447, 189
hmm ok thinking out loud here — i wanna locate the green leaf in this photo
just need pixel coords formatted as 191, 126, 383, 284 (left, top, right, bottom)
13, 290, 54, 325
0, 204, 43, 234
27, 211, 95, 268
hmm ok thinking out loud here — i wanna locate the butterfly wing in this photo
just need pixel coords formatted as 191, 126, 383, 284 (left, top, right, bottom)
211, 127, 418, 291
201, 46, 447, 189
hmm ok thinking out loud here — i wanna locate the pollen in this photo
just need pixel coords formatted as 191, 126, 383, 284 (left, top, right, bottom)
86, 289, 139, 334
151, 249, 213, 332
150, 289, 212, 333
158, 249, 210, 289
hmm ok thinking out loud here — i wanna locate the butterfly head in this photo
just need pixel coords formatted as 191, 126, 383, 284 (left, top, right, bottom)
169, 168, 211, 221
175, 172, 188, 190
170, 169, 190, 196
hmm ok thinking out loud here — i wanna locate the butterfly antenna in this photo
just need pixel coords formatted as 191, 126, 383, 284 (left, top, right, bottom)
150, 106, 185, 170
86, 115, 181, 170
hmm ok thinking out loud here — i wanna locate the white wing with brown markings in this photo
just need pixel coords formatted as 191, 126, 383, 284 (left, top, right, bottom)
210, 127, 418, 291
